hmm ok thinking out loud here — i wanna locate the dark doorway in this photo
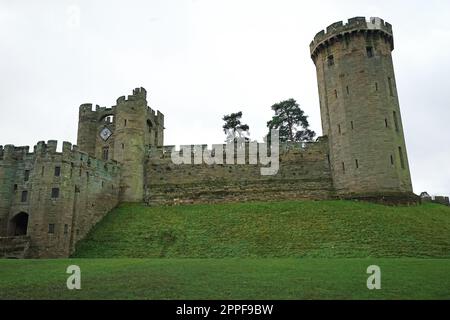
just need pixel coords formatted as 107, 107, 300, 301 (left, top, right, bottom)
10, 212, 29, 236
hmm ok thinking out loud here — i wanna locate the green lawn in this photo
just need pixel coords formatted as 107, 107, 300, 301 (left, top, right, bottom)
1, 200, 449, 300
73, 201, 450, 258
0, 258, 449, 300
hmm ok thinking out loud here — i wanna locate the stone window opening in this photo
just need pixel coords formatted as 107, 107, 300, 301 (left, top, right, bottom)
375, 82, 379, 91
393, 111, 399, 132
338, 124, 341, 134
398, 146, 405, 169
385, 118, 388, 128
366, 46, 374, 58
334, 90, 338, 99
21, 190, 28, 202
390, 155, 394, 166
346, 86, 350, 95
355, 159, 359, 169
104, 115, 114, 124
24, 170, 30, 182
327, 55, 334, 67
121, 143, 125, 149
13, 184, 18, 192
54, 166, 61, 177
51, 188, 60, 199
102, 146, 109, 161
342, 162, 346, 174
351, 121, 354, 130
388, 77, 394, 96
48, 224, 55, 234
124, 119, 127, 127
64, 224, 68, 235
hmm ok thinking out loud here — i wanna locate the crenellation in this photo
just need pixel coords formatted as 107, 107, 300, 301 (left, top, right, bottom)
310, 16, 394, 58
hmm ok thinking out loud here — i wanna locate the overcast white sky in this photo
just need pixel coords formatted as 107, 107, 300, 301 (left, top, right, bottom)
0, 0, 449, 196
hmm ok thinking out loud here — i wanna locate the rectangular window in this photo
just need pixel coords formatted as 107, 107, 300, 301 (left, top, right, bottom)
385, 118, 388, 128
41, 166, 45, 176
21, 191, 28, 202
51, 188, 60, 199
13, 184, 18, 192
388, 77, 394, 96
390, 155, 394, 165
338, 124, 341, 134
342, 162, 346, 174
346, 86, 350, 95
351, 121, 354, 130
54, 166, 61, 177
64, 224, 68, 235
48, 224, 55, 234
327, 55, 334, 66
355, 159, 359, 169
24, 170, 30, 182
124, 119, 127, 127
102, 147, 109, 161
398, 146, 405, 169
375, 82, 378, 91
367, 46, 374, 58
393, 111, 399, 132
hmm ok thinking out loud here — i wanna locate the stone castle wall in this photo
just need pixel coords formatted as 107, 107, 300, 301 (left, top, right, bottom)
144, 139, 334, 205
0, 141, 120, 258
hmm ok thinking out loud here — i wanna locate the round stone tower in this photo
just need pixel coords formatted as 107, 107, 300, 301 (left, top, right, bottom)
310, 17, 413, 198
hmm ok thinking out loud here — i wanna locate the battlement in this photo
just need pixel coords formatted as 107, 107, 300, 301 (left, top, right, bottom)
147, 138, 328, 160
116, 87, 147, 104
0, 140, 120, 173
310, 17, 394, 57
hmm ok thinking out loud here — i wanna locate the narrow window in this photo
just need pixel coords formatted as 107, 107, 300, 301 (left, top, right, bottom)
54, 166, 61, 177
385, 118, 388, 128
390, 155, 394, 165
388, 77, 394, 96
327, 55, 334, 66
21, 191, 28, 202
398, 146, 405, 169
375, 82, 378, 91
355, 159, 359, 169
124, 119, 127, 127
102, 146, 109, 161
51, 188, 60, 199
342, 162, 346, 174
121, 143, 125, 149
64, 224, 68, 235
13, 184, 18, 192
48, 224, 55, 234
366, 46, 374, 58
334, 90, 338, 98
346, 86, 350, 95
24, 170, 30, 182
351, 121, 354, 130
79, 168, 82, 177
41, 166, 45, 176
327, 154, 331, 166
338, 124, 341, 134
393, 111, 399, 132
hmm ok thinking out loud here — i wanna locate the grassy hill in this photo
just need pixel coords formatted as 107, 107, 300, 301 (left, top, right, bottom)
2, 200, 450, 300
73, 200, 450, 259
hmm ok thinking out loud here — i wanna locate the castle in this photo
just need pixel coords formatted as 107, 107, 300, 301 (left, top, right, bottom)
0, 17, 416, 258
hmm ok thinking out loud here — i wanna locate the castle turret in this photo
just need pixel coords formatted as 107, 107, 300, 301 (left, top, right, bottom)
113, 88, 148, 202
310, 17, 413, 198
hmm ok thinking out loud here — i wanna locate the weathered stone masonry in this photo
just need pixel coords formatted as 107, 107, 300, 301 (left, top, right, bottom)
0, 17, 417, 258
